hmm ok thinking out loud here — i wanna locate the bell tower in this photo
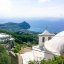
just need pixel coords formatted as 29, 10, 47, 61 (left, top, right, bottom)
38, 29, 55, 49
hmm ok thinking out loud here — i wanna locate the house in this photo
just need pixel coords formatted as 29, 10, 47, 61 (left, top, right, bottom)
0, 33, 14, 50
0, 33, 14, 41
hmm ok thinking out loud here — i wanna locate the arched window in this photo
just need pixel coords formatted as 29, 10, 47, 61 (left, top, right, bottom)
42, 37, 45, 42
48, 37, 51, 40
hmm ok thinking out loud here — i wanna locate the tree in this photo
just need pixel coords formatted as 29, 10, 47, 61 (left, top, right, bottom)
0, 44, 11, 64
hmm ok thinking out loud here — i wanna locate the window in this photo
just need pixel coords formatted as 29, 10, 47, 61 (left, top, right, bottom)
48, 37, 51, 40
42, 37, 45, 42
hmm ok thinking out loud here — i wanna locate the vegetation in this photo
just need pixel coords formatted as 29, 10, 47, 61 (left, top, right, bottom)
13, 43, 32, 53
0, 21, 31, 32
19, 21, 30, 29
28, 56, 64, 64
0, 29, 38, 53
14, 32, 38, 44
12, 44, 21, 53
0, 44, 11, 64
0, 30, 38, 44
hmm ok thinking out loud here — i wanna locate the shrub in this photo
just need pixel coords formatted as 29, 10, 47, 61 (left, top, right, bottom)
13, 44, 21, 53
0, 44, 11, 64
28, 56, 64, 64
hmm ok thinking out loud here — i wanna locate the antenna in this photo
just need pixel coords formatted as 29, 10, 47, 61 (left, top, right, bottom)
45, 25, 48, 30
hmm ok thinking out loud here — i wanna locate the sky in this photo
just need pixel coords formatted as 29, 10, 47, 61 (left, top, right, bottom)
0, 0, 64, 18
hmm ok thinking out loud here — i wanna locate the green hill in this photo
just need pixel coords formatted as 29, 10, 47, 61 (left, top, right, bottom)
0, 21, 30, 32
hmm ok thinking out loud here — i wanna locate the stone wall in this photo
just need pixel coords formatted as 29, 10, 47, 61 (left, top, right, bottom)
9, 47, 32, 64
9, 51, 23, 64
44, 49, 54, 60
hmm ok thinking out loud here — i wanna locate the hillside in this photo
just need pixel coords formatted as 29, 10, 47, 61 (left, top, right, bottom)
0, 21, 30, 32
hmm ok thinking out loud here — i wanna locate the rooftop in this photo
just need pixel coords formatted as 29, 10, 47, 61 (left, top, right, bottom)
39, 30, 55, 36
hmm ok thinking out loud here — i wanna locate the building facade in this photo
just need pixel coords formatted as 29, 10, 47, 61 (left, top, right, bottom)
38, 30, 55, 49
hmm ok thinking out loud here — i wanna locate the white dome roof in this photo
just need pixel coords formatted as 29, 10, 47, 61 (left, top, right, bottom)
44, 31, 64, 55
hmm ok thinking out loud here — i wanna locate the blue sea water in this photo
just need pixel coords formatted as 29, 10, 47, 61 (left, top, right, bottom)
28, 18, 64, 33
0, 18, 64, 33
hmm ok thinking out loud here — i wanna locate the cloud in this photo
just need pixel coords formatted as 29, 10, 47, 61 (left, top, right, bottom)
0, 0, 64, 18
0, 0, 12, 17
38, 0, 51, 3
27, 7, 64, 18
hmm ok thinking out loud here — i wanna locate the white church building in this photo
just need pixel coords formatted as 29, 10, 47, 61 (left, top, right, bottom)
38, 29, 55, 49
10, 30, 64, 64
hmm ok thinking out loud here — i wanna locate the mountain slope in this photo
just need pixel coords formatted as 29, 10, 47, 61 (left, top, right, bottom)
0, 21, 30, 32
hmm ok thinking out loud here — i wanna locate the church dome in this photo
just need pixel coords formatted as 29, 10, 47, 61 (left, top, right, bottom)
44, 31, 64, 55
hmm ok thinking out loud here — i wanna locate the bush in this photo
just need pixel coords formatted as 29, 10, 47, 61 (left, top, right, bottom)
28, 61, 35, 64
12, 44, 21, 53
28, 56, 64, 64
0, 44, 11, 64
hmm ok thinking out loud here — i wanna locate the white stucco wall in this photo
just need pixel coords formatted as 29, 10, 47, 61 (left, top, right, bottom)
39, 35, 54, 48
39, 36, 44, 47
